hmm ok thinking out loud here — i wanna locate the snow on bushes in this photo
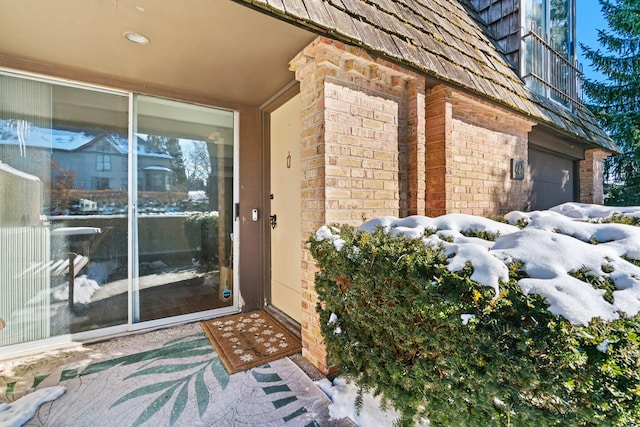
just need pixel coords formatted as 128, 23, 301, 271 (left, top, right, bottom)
317, 203, 640, 326
310, 203, 640, 426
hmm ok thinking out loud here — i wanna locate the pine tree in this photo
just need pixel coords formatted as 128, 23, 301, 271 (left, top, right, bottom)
581, 0, 640, 205
147, 135, 188, 190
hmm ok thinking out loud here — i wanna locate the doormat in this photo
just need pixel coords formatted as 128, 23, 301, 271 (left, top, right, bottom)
200, 310, 301, 374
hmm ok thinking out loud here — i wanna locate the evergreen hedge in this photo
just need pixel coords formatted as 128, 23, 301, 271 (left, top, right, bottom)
309, 226, 640, 426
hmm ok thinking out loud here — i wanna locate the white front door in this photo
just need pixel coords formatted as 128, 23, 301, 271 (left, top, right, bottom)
269, 94, 302, 322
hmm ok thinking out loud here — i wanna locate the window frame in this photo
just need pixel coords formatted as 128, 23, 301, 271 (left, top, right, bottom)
96, 154, 112, 171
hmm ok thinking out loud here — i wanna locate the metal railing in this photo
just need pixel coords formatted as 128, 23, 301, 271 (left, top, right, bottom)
522, 22, 583, 110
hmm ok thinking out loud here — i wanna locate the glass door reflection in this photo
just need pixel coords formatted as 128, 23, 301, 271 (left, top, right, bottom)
133, 96, 235, 322
0, 73, 130, 344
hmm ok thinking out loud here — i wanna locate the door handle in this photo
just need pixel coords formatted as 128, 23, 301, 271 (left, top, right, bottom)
269, 214, 277, 229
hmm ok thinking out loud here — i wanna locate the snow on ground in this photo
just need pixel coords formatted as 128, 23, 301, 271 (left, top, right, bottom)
315, 378, 412, 427
316, 202, 640, 426
51, 276, 100, 305
0, 387, 66, 427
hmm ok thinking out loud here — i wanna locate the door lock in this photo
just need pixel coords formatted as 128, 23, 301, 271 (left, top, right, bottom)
269, 214, 277, 229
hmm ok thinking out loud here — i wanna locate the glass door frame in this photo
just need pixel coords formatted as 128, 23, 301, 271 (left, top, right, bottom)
0, 69, 241, 353
127, 95, 241, 332
73, 95, 241, 338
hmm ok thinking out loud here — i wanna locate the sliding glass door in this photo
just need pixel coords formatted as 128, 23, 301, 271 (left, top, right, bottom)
0, 72, 237, 350
132, 96, 236, 323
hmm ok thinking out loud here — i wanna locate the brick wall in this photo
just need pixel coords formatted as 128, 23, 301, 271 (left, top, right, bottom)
323, 80, 401, 223
426, 85, 534, 216
580, 148, 611, 204
287, 36, 593, 373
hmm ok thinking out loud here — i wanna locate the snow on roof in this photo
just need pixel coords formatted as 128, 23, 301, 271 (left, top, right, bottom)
1, 119, 96, 151
107, 133, 128, 155
135, 134, 172, 159
317, 203, 640, 326
1, 120, 172, 159
143, 166, 172, 172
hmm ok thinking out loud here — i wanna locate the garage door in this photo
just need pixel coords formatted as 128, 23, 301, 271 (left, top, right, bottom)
528, 148, 577, 210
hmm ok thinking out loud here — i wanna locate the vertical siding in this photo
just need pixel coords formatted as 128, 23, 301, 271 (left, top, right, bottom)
0, 75, 52, 127
470, 0, 522, 72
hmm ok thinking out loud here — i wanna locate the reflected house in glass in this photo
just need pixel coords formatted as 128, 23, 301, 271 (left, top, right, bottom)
0, 82, 236, 346
0, 121, 174, 202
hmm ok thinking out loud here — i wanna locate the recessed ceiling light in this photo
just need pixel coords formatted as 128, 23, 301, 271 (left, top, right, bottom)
124, 31, 150, 45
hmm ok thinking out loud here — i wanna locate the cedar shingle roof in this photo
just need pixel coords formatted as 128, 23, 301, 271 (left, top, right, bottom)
238, 0, 618, 152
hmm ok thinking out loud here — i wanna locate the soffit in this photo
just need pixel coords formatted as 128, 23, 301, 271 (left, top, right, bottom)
0, 0, 316, 106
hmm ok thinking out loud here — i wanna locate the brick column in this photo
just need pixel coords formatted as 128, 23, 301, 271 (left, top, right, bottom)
290, 37, 420, 373
290, 40, 331, 374
580, 148, 611, 204
407, 78, 427, 215
425, 85, 453, 216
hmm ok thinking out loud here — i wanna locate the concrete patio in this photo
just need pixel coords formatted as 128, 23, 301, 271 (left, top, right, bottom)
0, 322, 354, 426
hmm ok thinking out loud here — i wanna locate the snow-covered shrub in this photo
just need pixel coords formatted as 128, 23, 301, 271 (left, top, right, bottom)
309, 225, 640, 426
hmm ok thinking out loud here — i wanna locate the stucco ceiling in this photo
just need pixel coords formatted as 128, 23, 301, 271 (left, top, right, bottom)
0, 0, 316, 106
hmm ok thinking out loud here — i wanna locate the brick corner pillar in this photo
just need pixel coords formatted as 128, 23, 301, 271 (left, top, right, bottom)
407, 77, 427, 215
580, 148, 612, 205
289, 37, 420, 373
425, 85, 453, 217
290, 38, 332, 374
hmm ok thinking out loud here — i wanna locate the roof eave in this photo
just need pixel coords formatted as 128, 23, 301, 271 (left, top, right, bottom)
234, 0, 619, 154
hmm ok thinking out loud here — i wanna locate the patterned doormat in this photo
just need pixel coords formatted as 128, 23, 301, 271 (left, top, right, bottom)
201, 310, 302, 374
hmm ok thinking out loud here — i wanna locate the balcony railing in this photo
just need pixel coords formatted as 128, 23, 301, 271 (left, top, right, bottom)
522, 23, 583, 110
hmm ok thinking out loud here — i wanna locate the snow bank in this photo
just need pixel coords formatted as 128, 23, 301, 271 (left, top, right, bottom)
506, 209, 640, 259
422, 233, 509, 299
316, 225, 346, 251
492, 228, 640, 324
359, 214, 518, 238
549, 202, 640, 220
